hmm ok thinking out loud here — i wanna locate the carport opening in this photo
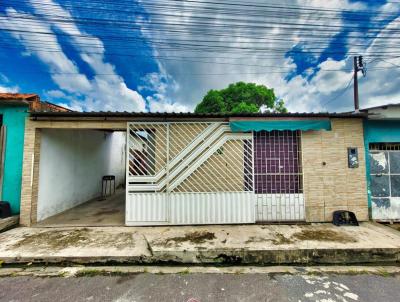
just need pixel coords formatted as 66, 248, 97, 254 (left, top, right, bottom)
35, 129, 126, 227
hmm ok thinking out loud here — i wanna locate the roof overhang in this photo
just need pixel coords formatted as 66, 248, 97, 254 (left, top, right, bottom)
29, 111, 367, 122
0, 99, 30, 107
230, 119, 332, 132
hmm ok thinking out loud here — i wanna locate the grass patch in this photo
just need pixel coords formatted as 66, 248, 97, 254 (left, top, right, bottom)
234, 268, 245, 275
376, 269, 393, 277
179, 268, 190, 275
75, 269, 139, 277
160, 231, 216, 247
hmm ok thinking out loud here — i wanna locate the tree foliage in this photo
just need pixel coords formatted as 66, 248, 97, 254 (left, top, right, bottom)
195, 82, 287, 113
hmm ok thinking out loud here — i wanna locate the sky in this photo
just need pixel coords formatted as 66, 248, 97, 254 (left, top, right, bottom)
0, 0, 399, 113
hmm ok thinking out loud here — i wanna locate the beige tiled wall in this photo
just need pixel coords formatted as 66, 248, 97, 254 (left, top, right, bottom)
20, 120, 41, 226
302, 118, 368, 222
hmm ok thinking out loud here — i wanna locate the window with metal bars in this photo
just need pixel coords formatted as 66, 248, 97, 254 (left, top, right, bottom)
253, 130, 302, 194
129, 129, 156, 176
370, 143, 400, 151
369, 143, 400, 200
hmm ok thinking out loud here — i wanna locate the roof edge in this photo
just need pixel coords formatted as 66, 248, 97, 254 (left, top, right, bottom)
360, 103, 400, 111
29, 111, 367, 120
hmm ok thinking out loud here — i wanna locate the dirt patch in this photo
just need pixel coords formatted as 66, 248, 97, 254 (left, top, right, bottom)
245, 236, 265, 244
386, 223, 400, 232
159, 231, 216, 247
237, 230, 355, 245
9, 228, 136, 252
271, 233, 294, 245
245, 234, 294, 245
94, 209, 121, 216
291, 229, 357, 243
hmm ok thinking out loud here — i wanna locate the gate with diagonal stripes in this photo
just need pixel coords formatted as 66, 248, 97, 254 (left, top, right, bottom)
126, 122, 255, 225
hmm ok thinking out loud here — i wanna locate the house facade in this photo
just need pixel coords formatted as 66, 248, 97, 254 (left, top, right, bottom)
19, 111, 368, 226
362, 104, 400, 221
0, 93, 69, 215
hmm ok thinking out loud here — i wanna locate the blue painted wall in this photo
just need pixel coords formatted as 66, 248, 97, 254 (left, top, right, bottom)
363, 119, 400, 214
0, 104, 28, 214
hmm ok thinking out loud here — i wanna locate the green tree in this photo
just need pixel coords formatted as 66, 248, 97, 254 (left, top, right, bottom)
273, 99, 288, 113
194, 82, 287, 113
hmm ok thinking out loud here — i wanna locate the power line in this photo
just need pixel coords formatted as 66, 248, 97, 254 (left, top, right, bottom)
3, 7, 400, 34
379, 58, 400, 68
18, 0, 400, 19
322, 74, 354, 107
0, 1, 399, 91
3, 64, 399, 77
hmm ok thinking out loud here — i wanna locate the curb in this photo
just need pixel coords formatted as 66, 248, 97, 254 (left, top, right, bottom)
1, 247, 400, 266
1, 265, 400, 278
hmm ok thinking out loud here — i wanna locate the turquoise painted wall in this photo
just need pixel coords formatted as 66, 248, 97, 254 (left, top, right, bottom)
363, 120, 400, 214
0, 104, 28, 214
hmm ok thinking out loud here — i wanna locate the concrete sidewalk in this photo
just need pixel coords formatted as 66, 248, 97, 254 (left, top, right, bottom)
0, 222, 400, 265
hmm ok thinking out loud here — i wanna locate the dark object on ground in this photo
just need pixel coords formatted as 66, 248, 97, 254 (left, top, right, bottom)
0, 201, 11, 218
333, 210, 359, 226
101, 175, 116, 199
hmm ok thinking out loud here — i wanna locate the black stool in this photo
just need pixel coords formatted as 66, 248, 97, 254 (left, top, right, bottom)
333, 210, 359, 226
101, 175, 116, 199
0, 201, 11, 219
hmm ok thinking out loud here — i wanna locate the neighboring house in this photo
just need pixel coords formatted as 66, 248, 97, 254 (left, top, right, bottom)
362, 104, 400, 221
19, 111, 368, 227
0, 93, 70, 215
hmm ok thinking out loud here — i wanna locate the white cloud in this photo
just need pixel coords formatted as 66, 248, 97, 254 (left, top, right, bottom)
0, 72, 19, 93
0, 8, 92, 93
2, 0, 399, 113
28, 0, 147, 112
139, 71, 189, 112
0, 2, 146, 112
0, 85, 19, 93
138, 0, 364, 112
359, 15, 400, 109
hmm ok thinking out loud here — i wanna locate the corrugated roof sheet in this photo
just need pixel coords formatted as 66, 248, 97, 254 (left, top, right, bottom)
0, 93, 38, 100
30, 111, 367, 118
360, 103, 400, 111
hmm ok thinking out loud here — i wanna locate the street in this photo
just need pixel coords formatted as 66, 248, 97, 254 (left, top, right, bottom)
0, 271, 399, 302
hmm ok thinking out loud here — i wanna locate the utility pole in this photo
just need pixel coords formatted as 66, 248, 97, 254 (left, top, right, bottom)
353, 56, 359, 111
353, 55, 366, 112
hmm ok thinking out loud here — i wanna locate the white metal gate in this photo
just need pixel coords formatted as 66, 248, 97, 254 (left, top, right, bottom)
369, 143, 400, 220
126, 122, 255, 225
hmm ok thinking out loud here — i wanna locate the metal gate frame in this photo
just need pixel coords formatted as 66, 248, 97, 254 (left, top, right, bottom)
253, 130, 305, 222
125, 122, 306, 225
125, 121, 255, 225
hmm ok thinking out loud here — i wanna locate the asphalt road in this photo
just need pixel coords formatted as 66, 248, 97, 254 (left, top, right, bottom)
0, 272, 399, 302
